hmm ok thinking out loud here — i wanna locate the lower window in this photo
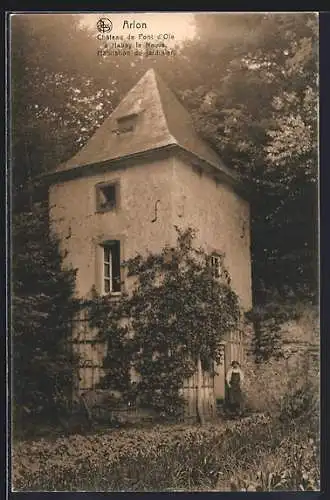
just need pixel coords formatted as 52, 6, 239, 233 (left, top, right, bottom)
102, 240, 121, 294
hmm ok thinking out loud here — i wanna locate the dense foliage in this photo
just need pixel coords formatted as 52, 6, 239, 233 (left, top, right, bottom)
12, 202, 80, 428
88, 228, 240, 418
245, 301, 302, 363
180, 13, 318, 301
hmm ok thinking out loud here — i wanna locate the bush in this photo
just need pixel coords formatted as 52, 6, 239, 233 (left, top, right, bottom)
243, 349, 319, 423
230, 429, 320, 491
12, 203, 81, 433
88, 227, 240, 420
243, 357, 291, 415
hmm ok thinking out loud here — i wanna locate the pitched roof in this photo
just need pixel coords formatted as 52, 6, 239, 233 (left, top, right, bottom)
54, 68, 237, 183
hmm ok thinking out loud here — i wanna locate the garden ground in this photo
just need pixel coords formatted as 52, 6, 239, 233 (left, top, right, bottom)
12, 412, 319, 492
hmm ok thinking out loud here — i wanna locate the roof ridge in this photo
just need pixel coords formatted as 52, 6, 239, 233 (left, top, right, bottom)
152, 69, 178, 147
152, 69, 236, 181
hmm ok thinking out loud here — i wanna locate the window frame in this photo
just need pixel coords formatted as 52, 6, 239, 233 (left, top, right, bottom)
116, 112, 139, 134
95, 181, 120, 213
101, 240, 122, 296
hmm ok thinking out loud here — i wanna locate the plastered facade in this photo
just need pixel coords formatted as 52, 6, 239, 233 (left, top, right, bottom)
172, 156, 252, 311
49, 154, 251, 308
49, 152, 252, 400
49, 157, 177, 298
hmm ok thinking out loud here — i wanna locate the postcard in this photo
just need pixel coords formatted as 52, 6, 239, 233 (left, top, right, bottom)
8, 11, 320, 492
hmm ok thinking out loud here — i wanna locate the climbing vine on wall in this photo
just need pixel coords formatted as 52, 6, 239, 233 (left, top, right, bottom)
88, 227, 241, 418
245, 300, 301, 363
87, 291, 132, 397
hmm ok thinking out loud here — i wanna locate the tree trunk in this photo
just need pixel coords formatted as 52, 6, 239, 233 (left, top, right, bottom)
196, 354, 205, 425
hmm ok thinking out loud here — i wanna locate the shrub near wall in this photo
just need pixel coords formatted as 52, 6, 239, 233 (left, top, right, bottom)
88, 227, 240, 421
243, 303, 319, 421
243, 352, 318, 417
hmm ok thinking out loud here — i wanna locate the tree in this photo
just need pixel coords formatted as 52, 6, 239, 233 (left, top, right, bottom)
88, 228, 240, 423
10, 15, 112, 210
177, 13, 318, 300
12, 202, 81, 430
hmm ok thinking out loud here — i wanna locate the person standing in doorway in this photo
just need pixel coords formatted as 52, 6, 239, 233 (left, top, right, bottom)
226, 360, 244, 417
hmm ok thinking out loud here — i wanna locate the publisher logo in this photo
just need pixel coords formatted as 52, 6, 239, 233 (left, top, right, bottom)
97, 18, 113, 33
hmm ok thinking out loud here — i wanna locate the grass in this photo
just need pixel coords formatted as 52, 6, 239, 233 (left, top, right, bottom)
12, 413, 320, 492
12, 347, 320, 492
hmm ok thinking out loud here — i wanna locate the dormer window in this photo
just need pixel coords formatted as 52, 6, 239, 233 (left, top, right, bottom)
96, 181, 119, 212
116, 113, 139, 134
114, 100, 144, 135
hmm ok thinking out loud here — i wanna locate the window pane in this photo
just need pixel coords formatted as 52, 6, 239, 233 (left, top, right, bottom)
104, 263, 110, 278
112, 241, 121, 292
102, 241, 121, 294
104, 247, 110, 262
101, 185, 116, 203
97, 183, 116, 211
104, 279, 110, 293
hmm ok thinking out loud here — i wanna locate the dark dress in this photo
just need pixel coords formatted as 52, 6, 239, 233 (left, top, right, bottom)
228, 371, 243, 414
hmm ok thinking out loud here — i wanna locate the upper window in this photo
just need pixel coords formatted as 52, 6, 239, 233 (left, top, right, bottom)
102, 240, 121, 294
96, 182, 118, 212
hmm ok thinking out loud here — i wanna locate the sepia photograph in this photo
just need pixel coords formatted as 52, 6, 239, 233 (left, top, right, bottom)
9, 11, 319, 492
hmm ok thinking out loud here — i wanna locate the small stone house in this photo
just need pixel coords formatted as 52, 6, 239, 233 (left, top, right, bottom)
44, 68, 252, 419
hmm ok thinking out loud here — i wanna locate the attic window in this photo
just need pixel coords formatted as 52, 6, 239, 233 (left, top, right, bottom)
96, 182, 118, 212
116, 113, 138, 134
